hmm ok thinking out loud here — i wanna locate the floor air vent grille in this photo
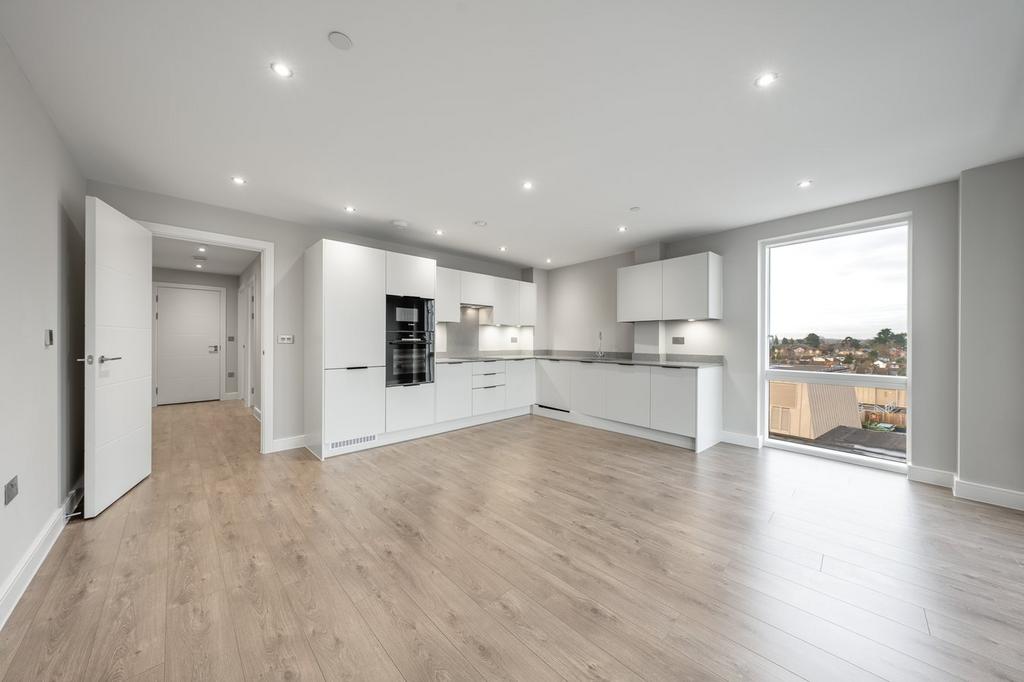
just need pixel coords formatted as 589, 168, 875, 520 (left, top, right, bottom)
330, 434, 377, 450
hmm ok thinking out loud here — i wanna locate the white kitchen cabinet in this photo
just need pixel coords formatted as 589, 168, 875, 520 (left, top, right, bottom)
323, 367, 386, 449
605, 364, 651, 428
386, 383, 436, 432
386, 252, 436, 299
321, 240, 386, 368
472, 371, 506, 388
472, 385, 506, 415
519, 282, 537, 326
650, 366, 697, 436
662, 252, 723, 320
436, 267, 462, 323
435, 362, 472, 422
504, 359, 536, 407
460, 271, 495, 307
571, 361, 607, 418
536, 359, 571, 410
492, 278, 520, 326
471, 359, 505, 374
617, 260, 662, 322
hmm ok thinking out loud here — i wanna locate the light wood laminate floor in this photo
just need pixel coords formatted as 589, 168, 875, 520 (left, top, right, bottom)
2, 400, 1024, 681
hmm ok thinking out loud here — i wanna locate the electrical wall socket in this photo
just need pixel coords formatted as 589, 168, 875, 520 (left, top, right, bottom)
672, 336, 686, 345
4, 476, 17, 505
510, 336, 518, 343
277, 334, 295, 344
227, 371, 235, 378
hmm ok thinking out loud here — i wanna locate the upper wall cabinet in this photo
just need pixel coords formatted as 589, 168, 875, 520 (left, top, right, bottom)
386, 252, 436, 298
460, 271, 496, 307
617, 251, 722, 322
320, 240, 386, 368
662, 252, 722, 321
435, 267, 461, 323
492, 278, 521, 326
617, 260, 662, 322
519, 282, 537, 326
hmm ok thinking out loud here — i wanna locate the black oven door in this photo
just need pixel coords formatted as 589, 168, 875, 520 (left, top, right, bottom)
386, 333, 434, 386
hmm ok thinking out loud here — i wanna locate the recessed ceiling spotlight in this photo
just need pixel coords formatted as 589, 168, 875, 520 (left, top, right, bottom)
270, 62, 293, 78
522, 180, 534, 190
474, 220, 488, 227
754, 71, 779, 88
499, 246, 507, 252
344, 205, 356, 213
434, 228, 444, 236
195, 263, 203, 269
545, 258, 552, 264
327, 31, 354, 51
629, 206, 641, 212
392, 219, 409, 228
617, 225, 628, 233
797, 179, 814, 189
197, 246, 206, 252
231, 176, 247, 185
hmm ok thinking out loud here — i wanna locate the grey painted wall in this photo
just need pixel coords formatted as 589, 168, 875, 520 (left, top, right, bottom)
87, 181, 528, 442
546, 252, 635, 353
0, 38, 85, 595
958, 157, 1024, 492
152, 267, 242, 395
664, 182, 959, 473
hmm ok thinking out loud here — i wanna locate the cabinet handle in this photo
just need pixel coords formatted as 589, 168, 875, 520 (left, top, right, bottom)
581, 360, 593, 364
345, 366, 369, 370
482, 372, 498, 376
616, 363, 632, 366
483, 385, 497, 390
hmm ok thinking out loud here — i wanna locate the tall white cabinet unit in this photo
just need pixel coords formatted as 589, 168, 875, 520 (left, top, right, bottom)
305, 240, 387, 458
436, 267, 461, 323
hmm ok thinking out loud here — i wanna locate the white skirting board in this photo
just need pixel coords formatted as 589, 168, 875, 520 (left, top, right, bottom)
908, 465, 955, 489
314, 406, 533, 459
252, 406, 262, 422
221, 392, 241, 401
267, 434, 307, 453
531, 406, 700, 451
0, 507, 66, 631
720, 431, 762, 449
954, 477, 1024, 511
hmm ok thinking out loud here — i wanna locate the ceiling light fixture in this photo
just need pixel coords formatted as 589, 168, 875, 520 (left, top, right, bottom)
797, 179, 814, 189
327, 31, 354, 51
231, 176, 246, 185
270, 62, 293, 78
499, 246, 507, 252
344, 205, 356, 213
629, 206, 641, 212
522, 180, 534, 190
433, 229, 444, 236
617, 225, 628, 233
754, 71, 779, 88
545, 258, 552, 264
197, 246, 206, 252
474, 220, 487, 227
195, 264, 203, 269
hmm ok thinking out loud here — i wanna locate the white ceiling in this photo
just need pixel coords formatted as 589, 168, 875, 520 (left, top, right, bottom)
152, 237, 257, 276
2, 1, 1023, 268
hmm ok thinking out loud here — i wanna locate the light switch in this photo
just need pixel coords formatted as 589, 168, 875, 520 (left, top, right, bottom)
277, 334, 295, 344
44, 329, 54, 347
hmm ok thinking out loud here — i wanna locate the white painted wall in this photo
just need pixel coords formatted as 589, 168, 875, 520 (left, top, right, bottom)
546, 252, 635, 352
87, 181, 526, 441
152, 268, 241, 394
958, 157, 1024, 496
0, 37, 85, 611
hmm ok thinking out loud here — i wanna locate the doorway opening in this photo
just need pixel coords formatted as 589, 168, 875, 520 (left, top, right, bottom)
759, 216, 910, 472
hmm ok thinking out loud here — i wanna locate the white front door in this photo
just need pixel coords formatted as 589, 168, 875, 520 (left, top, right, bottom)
155, 286, 222, 405
85, 197, 152, 518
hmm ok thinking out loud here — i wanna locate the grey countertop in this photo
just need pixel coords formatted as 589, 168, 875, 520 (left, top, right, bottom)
436, 353, 722, 369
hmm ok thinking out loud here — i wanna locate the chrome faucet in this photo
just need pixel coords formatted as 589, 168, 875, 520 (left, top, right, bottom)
594, 330, 606, 358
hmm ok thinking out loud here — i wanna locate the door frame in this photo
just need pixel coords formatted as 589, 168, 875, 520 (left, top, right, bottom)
153, 281, 227, 405
237, 281, 252, 408
757, 212, 913, 474
142, 221, 275, 454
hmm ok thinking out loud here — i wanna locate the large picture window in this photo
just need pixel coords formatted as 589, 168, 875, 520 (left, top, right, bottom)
764, 222, 909, 464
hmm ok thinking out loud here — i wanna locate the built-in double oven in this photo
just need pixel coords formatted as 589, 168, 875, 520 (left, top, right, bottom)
385, 295, 435, 386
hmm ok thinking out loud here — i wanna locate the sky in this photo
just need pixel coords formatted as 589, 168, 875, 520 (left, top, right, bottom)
769, 224, 908, 340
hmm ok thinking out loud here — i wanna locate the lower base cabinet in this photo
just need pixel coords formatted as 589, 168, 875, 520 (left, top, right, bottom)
504, 359, 536, 407
537, 359, 571, 410
385, 383, 435, 432
436, 362, 472, 422
473, 385, 506, 415
605, 364, 651, 428
650, 366, 697, 436
324, 367, 386, 446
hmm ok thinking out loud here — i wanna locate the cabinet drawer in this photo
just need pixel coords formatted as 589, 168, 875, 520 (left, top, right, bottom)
472, 385, 506, 415
471, 360, 506, 374
472, 372, 506, 388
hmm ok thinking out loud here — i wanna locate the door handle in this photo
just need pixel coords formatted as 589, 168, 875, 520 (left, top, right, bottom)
98, 355, 122, 364
209, 345, 219, 352
76, 355, 94, 365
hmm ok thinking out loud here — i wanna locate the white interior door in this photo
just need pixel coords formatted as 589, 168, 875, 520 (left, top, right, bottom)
155, 285, 222, 405
85, 197, 153, 518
